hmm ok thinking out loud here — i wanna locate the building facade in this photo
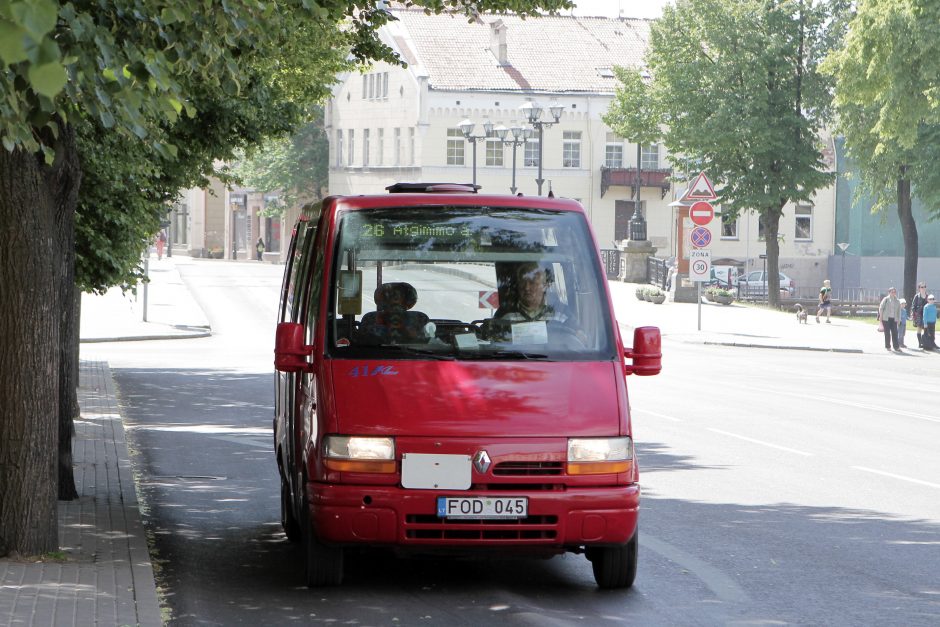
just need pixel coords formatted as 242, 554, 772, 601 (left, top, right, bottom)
325, 8, 844, 296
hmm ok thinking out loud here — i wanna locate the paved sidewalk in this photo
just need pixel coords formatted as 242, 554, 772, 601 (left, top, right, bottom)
609, 281, 885, 354
0, 361, 163, 627
80, 255, 211, 343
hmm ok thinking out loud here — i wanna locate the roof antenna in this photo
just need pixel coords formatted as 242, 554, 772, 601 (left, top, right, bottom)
547, 181, 554, 198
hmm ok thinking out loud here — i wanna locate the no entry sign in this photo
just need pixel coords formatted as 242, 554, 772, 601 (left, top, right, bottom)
689, 201, 715, 226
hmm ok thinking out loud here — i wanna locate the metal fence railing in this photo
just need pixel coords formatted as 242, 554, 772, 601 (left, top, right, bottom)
599, 249, 620, 279
647, 257, 669, 289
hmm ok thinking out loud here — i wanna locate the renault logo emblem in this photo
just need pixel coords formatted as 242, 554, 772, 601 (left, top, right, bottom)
472, 450, 491, 474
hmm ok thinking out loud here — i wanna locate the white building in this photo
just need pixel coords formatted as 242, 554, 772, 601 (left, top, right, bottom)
326, 8, 838, 295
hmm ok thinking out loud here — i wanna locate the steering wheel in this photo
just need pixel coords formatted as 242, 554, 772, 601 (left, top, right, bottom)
547, 320, 587, 349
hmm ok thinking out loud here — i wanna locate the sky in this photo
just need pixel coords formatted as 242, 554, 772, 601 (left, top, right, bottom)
566, 0, 673, 20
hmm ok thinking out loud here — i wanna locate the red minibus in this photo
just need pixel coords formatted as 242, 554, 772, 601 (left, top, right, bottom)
274, 183, 661, 588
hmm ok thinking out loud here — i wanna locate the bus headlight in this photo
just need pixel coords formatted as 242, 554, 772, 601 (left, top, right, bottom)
323, 436, 396, 473
567, 437, 633, 475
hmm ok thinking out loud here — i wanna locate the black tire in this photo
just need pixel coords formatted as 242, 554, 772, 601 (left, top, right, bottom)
280, 476, 301, 543
302, 494, 344, 587
588, 531, 638, 589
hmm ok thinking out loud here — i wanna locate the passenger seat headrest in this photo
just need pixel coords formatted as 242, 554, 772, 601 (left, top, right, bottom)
374, 282, 418, 310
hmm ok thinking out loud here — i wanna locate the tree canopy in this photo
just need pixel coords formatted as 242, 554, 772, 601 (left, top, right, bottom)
605, 0, 847, 305
232, 107, 330, 217
824, 0, 940, 300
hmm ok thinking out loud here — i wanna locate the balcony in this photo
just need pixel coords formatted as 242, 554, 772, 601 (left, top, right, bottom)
600, 167, 672, 199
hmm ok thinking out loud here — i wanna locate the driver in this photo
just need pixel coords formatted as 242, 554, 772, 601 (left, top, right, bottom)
495, 262, 570, 324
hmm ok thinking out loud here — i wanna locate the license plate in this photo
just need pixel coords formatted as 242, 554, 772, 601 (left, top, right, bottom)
437, 496, 528, 519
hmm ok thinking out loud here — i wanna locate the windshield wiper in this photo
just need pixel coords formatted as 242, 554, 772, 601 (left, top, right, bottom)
458, 350, 550, 360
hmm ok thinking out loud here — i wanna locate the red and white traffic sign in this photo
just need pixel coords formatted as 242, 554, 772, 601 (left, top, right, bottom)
478, 290, 499, 309
681, 171, 717, 201
689, 201, 714, 226
690, 226, 712, 248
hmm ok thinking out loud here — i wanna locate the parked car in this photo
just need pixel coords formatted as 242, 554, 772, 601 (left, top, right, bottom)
736, 271, 796, 297
273, 182, 663, 590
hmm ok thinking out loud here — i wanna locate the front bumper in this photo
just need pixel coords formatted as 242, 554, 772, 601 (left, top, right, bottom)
308, 483, 639, 550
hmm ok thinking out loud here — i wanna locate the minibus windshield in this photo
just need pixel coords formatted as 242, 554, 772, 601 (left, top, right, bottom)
327, 206, 616, 361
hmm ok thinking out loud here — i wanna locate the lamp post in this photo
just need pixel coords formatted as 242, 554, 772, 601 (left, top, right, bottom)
458, 119, 493, 187
520, 101, 564, 196
837, 242, 850, 299
495, 124, 532, 194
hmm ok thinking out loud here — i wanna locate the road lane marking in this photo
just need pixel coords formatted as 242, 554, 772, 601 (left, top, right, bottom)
737, 385, 940, 425
641, 534, 749, 603
852, 467, 940, 490
707, 428, 813, 456
637, 409, 682, 422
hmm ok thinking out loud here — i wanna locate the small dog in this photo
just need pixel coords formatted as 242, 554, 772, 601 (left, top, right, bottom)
795, 303, 808, 324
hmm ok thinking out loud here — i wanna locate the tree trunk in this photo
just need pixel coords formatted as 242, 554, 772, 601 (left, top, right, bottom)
762, 210, 783, 308
897, 174, 918, 304
0, 125, 81, 556
57, 250, 81, 501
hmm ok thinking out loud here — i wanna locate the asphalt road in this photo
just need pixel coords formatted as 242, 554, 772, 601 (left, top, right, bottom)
85, 259, 940, 626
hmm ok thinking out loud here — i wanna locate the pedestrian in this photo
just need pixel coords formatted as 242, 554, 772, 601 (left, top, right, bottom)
911, 282, 928, 348
255, 237, 265, 261
923, 294, 938, 351
877, 287, 902, 352
155, 230, 167, 260
816, 279, 832, 323
898, 298, 909, 348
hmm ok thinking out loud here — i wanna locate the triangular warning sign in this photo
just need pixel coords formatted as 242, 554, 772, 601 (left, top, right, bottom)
681, 172, 717, 201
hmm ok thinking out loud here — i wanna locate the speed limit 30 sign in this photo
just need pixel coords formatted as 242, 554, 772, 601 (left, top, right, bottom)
690, 249, 711, 282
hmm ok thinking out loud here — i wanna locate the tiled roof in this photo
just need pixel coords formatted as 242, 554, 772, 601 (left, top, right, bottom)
390, 9, 651, 94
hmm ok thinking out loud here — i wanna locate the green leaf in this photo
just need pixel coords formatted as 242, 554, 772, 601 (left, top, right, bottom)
28, 61, 67, 98
10, 0, 58, 41
0, 19, 28, 64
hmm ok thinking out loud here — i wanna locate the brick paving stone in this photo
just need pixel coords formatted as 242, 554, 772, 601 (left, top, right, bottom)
0, 361, 163, 626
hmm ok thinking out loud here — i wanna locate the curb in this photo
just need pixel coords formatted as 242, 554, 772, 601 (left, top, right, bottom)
700, 341, 865, 354
81, 326, 212, 343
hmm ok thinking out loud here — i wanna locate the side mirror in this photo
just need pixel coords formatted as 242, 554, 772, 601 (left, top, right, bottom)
624, 326, 661, 376
275, 322, 313, 373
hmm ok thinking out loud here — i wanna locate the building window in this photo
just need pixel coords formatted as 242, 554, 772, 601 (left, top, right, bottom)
720, 208, 738, 239
336, 129, 343, 167
605, 133, 623, 168
485, 138, 503, 166
758, 214, 766, 241
562, 131, 581, 168
361, 75, 367, 99
394, 128, 401, 166
376, 128, 384, 166
383, 72, 389, 98
446, 128, 465, 165
408, 128, 415, 166
524, 139, 539, 167
795, 204, 813, 240
363, 129, 370, 167
348, 129, 355, 166
641, 144, 660, 169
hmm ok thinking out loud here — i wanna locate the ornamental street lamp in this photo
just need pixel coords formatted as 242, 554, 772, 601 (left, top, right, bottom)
520, 101, 564, 196
495, 124, 532, 194
457, 118, 494, 187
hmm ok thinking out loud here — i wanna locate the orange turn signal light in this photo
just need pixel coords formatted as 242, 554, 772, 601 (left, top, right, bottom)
567, 460, 632, 475
324, 459, 397, 474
